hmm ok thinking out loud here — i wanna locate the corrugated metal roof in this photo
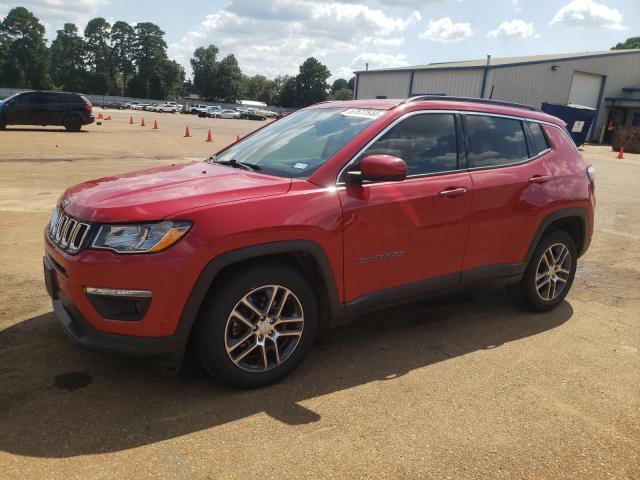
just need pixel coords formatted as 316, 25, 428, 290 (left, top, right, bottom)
355, 49, 640, 73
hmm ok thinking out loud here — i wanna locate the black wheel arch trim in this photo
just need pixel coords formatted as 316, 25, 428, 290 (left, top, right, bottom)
172, 240, 340, 361
523, 207, 590, 265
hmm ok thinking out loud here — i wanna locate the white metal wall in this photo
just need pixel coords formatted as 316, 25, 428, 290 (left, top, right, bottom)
356, 71, 411, 99
412, 69, 483, 97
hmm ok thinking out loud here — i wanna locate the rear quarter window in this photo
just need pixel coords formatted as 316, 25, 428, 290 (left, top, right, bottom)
527, 122, 550, 156
464, 115, 528, 168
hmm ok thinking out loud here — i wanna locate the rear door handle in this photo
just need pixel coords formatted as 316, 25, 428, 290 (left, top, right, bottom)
438, 187, 468, 198
528, 175, 552, 184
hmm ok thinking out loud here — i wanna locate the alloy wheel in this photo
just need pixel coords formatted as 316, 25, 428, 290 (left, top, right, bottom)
535, 243, 572, 301
224, 285, 304, 372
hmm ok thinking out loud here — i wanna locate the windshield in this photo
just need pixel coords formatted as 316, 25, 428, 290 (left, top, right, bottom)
211, 107, 384, 178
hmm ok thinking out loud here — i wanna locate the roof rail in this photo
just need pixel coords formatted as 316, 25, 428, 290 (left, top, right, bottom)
403, 95, 539, 112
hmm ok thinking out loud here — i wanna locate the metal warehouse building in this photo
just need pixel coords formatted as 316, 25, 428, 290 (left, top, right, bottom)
353, 49, 640, 142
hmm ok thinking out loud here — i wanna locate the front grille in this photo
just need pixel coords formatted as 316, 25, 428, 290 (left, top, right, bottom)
48, 208, 92, 254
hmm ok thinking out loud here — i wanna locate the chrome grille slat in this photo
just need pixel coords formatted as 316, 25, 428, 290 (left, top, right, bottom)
47, 208, 91, 254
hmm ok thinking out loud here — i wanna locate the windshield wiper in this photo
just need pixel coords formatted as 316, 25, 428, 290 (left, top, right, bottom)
212, 158, 261, 171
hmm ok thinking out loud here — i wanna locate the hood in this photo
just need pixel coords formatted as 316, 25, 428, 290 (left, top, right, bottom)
61, 161, 292, 222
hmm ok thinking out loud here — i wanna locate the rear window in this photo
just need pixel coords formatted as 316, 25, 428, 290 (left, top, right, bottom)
527, 122, 550, 156
464, 115, 528, 168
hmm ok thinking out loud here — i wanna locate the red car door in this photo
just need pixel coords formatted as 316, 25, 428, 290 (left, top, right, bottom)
338, 112, 473, 303
461, 114, 558, 274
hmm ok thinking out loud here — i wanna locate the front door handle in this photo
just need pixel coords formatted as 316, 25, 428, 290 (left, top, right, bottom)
438, 187, 468, 198
528, 174, 552, 184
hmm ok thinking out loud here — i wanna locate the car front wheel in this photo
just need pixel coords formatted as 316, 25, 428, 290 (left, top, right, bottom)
513, 230, 577, 312
196, 262, 319, 388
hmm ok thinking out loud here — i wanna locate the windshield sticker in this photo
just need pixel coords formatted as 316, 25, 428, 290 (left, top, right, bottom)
341, 108, 384, 120
293, 162, 309, 169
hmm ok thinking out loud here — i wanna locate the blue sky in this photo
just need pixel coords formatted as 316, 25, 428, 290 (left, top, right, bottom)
1, 0, 638, 81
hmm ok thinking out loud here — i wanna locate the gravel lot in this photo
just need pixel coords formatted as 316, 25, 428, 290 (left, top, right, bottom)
0, 111, 638, 479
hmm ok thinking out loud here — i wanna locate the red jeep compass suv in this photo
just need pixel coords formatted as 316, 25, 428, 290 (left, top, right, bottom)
44, 96, 595, 387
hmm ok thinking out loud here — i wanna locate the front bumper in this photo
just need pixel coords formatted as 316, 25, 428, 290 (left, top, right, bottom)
44, 255, 185, 367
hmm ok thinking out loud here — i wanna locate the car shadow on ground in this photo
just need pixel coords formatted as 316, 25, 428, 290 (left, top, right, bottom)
1, 128, 88, 133
0, 287, 572, 458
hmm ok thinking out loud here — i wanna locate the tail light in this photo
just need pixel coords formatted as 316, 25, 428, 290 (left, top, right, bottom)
586, 165, 596, 184
84, 103, 92, 112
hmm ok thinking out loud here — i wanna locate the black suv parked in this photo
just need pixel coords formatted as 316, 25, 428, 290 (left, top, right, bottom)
0, 91, 95, 132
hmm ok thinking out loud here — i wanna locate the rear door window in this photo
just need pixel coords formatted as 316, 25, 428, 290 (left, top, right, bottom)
463, 115, 528, 168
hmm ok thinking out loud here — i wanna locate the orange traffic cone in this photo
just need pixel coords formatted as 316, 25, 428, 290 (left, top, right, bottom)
129, 116, 133, 124
104, 115, 111, 121
184, 126, 191, 137
236, 134, 240, 141
97, 113, 103, 120
153, 120, 158, 130
206, 129, 213, 142
617, 145, 624, 159
141, 117, 146, 127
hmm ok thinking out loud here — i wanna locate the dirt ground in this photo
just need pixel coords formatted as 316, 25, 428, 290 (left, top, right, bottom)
0, 111, 638, 479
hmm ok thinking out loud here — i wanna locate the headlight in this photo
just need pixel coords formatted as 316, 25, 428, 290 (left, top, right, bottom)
92, 221, 191, 253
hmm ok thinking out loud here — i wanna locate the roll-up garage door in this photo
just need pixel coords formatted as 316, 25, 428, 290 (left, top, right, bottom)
568, 72, 603, 108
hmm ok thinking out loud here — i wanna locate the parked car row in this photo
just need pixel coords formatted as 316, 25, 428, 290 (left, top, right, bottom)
195, 105, 268, 121
97, 99, 277, 120
122, 101, 182, 113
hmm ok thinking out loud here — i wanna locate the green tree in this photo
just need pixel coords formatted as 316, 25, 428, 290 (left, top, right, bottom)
190, 44, 219, 100
347, 76, 355, 91
295, 57, 330, 107
110, 21, 136, 95
50, 23, 86, 91
215, 54, 243, 101
0, 7, 52, 89
0, 28, 8, 76
128, 22, 169, 98
333, 88, 353, 101
84, 18, 113, 94
331, 78, 348, 93
278, 75, 297, 108
245, 74, 278, 104
612, 36, 640, 50
161, 59, 185, 99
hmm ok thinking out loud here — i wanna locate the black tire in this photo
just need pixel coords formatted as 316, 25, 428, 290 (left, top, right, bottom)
0, 114, 6, 130
195, 261, 319, 388
63, 116, 82, 132
512, 230, 577, 312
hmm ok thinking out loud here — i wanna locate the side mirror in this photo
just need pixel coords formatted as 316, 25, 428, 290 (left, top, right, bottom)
347, 155, 408, 184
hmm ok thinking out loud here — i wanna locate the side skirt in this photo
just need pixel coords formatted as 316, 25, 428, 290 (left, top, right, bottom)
329, 263, 524, 327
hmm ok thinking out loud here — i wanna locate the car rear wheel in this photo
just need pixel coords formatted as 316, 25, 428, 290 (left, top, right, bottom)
195, 262, 319, 388
512, 230, 577, 312
63, 116, 82, 132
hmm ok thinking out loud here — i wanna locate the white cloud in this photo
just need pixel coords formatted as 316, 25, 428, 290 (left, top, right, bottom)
488, 19, 539, 39
419, 17, 475, 43
169, 0, 420, 79
550, 0, 624, 30
0, 0, 110, 35
331, 51, 409, 82
362, 36, 405, 47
